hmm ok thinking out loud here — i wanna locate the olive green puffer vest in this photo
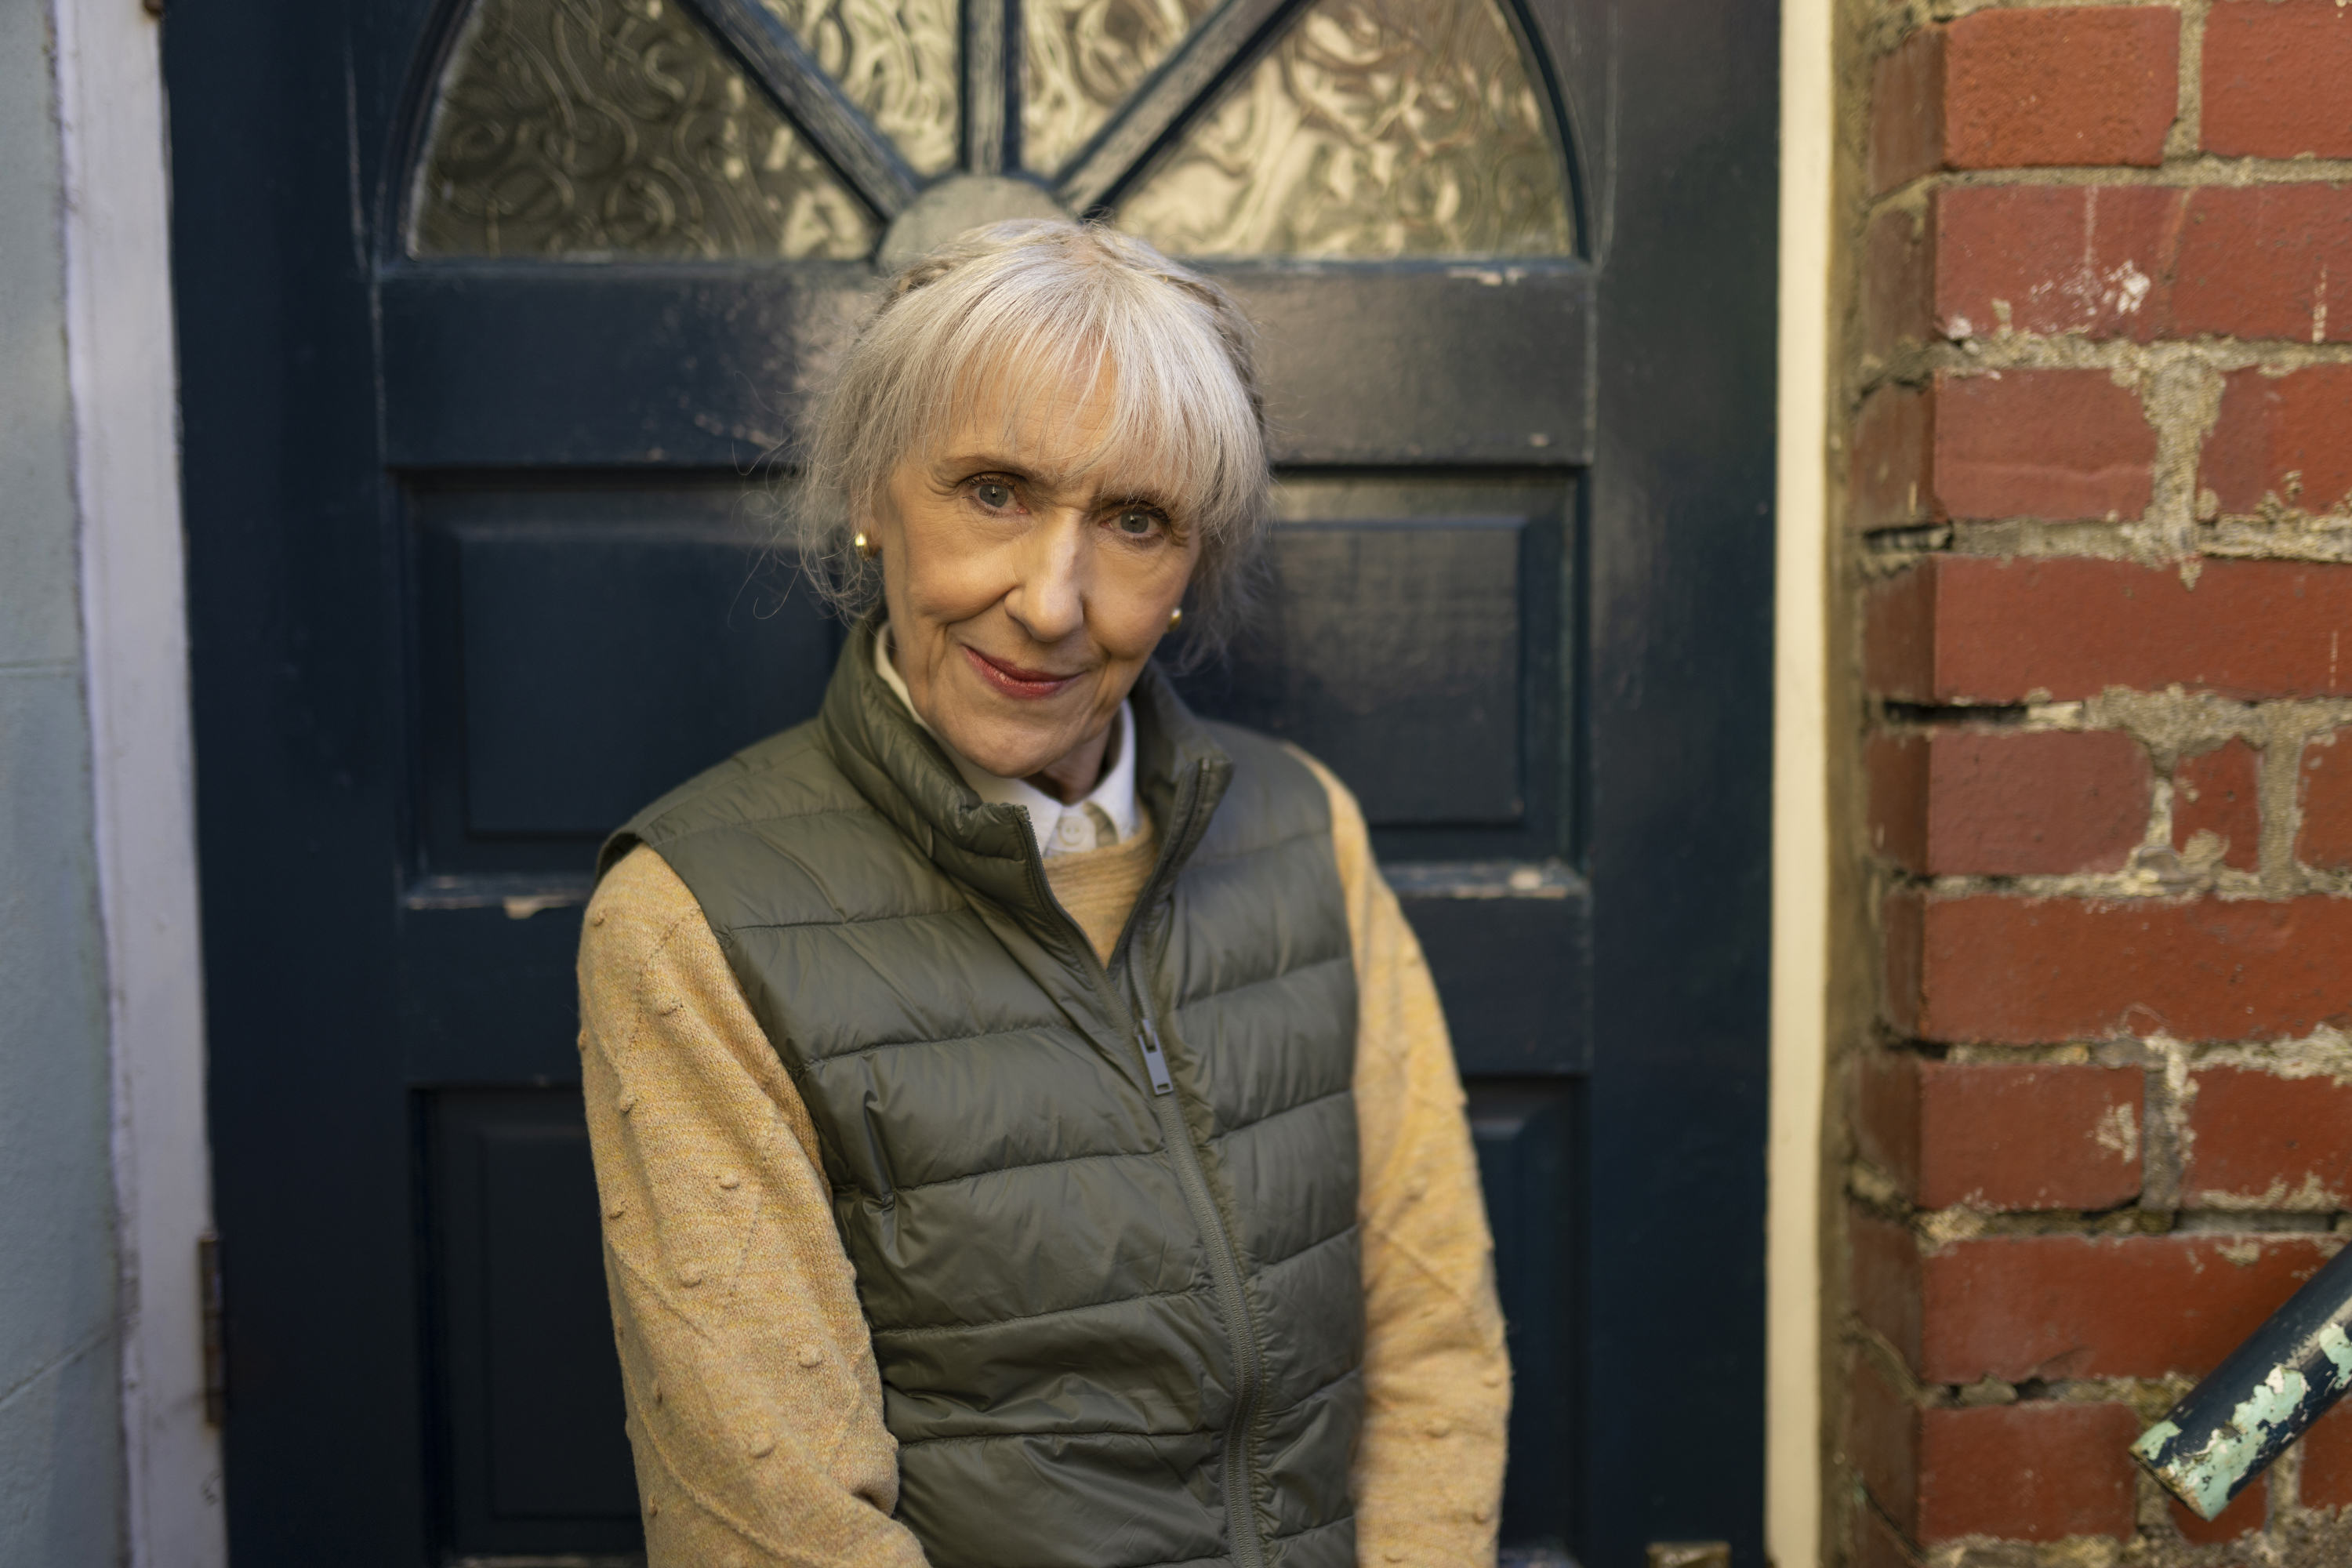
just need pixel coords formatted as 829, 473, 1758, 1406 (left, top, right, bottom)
599, 624, 1365, 1568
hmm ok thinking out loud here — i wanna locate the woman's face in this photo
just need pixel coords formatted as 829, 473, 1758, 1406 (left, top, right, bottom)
870, 367, 1200, 786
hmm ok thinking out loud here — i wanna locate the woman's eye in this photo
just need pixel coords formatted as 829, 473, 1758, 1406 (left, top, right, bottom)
973, 481, 1014, 510
1114, 508, 1160, 536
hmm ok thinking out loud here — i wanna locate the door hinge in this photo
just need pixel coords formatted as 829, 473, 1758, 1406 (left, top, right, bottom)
198, 1232, 227, 1426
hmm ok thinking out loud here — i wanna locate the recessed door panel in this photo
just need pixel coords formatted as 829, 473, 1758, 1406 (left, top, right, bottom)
429, 1090, 641, 1554
1206, 520, 1526, 826
412, 482, 837, 873
1181, 474, 1570, 858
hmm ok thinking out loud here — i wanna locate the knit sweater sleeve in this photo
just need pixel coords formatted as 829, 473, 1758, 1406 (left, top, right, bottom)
579, 844, 930, 1568
1287, 747, 1513, 1566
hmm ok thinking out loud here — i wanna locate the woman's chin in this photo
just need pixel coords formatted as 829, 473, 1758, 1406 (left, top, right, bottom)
936, 719, 1066, 782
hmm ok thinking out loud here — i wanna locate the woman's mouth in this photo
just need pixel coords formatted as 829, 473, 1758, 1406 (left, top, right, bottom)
961, 644, 1083, 699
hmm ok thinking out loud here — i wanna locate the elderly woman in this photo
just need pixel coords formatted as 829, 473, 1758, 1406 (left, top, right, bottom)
577, 220, 1506, 1568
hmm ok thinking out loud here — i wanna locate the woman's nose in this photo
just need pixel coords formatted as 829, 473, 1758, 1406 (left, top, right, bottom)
1004, 514, 1087, 643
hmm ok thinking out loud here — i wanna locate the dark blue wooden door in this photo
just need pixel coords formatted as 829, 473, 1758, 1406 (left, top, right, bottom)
165, 0, 1772, 1559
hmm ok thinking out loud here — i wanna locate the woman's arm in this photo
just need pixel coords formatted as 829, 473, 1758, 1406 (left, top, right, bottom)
1289, 750, 1512, 1566
579, 846, 930, 1568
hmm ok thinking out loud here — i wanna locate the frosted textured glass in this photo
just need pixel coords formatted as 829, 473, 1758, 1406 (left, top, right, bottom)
1118, 0, 1573, 257
757, 0, 959, 177
413, 0, 874, 259
1022, 0, 1217, 173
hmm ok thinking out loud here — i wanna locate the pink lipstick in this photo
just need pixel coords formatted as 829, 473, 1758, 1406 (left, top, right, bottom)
962, 644, 1082, 699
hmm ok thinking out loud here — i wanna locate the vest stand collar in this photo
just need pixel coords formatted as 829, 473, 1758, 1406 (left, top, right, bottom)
818, 610, 1236, 924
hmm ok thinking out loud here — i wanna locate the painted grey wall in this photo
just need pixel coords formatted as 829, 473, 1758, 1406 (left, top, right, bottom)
0, 1, 127, 1562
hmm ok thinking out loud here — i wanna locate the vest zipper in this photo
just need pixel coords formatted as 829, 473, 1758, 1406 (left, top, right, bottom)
1132, 991, 1269, 1568
1138, 1019, 1175, 1094
1018, 766, 1269, 1568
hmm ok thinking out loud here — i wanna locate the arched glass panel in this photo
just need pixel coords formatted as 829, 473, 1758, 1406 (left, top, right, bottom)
410, 0, 1573, 260
1115, 0, 1572, 256
412, 0, 876, 258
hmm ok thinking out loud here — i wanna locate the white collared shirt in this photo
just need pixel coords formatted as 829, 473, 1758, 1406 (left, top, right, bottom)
874, 626, 1139, 858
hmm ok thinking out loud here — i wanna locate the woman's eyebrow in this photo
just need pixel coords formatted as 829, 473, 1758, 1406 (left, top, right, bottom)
935, 449, 1033, 477
1104, 487, 1179, 513
937, 451, 1180, 511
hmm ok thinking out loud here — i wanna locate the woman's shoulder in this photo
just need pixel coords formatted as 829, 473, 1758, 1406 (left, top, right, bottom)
1185, 721, 1370, 866
581, 843, 713, 976
1263, 741, 1367, 844
1188, 719, 1355, 813
597, 717, 869, 883
623, 718, 845, 840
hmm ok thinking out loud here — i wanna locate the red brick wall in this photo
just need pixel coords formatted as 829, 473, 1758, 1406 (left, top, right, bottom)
1837, 2, 2352, 1559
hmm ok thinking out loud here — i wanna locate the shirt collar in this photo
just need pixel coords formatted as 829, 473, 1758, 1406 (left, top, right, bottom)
873, 624, 1140, 856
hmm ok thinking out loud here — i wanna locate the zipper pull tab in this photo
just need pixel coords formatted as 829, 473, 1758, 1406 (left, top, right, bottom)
1138, 1019, 1174, 1095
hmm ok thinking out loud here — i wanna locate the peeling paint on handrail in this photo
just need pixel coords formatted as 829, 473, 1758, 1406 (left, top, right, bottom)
2132, 1241, 2352, 1519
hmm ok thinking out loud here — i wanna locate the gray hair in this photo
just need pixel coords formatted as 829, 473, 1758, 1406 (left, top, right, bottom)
788, 220, 1269, 661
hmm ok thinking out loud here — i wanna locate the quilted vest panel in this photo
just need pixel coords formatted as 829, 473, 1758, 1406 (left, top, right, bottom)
601, 623, 1364, 1568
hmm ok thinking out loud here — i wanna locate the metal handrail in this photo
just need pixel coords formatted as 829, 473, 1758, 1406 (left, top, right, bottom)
2133, 1241, 2352, 1519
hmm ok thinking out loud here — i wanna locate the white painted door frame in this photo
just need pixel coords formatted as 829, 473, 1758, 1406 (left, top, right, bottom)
53, 0, 227, 1562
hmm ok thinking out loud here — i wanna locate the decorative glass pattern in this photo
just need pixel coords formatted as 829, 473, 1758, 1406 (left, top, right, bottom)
757, 0, 960, 176
1021, 0, 1218, 175
1116, 0, 1573, 257
412, 0, 875, 259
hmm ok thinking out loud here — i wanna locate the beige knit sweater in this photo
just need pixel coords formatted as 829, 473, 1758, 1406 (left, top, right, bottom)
577, 750, 1508, 1567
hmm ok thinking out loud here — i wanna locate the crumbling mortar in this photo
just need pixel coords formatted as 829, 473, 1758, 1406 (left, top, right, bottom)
1919, 0, 2192, 15
1850, 1156, 1911, 1213
2176, 1208, 2339, 1231
2149, 777, 2179, 852
1911, 1203, 2172, 1246
2083, 690, 2352, 891
2049, 1374, 2194, 1423
2138, 1032, 2194, 1207
1956, 1374, 2020, 1407
1864, 694, 2348, 898
1925, 0, 2186, 17
1944, 1042, 2111, 1065
1860, 323, 2352, 414
2165, 0, 2208, 166
1911, 869, 2248, 902
1871, 700, 2035, 729
1912, 508, 2352, 564
2188, 1023, 2352, 1090
2207, 514, 2352, 562
1918, 1513, 2352, 1568
2248, 1503, 2352, 1566
1864, 523, 1958, 560
2140, 1027, 2352, 1213
1922, 1532, 2123, 1567
1943, 520, 2140, 560
1865, 157, 2352, 226
1851, 336, 2352, 572
2142, 353, 2222, 561
1936, 514, 2352, 563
